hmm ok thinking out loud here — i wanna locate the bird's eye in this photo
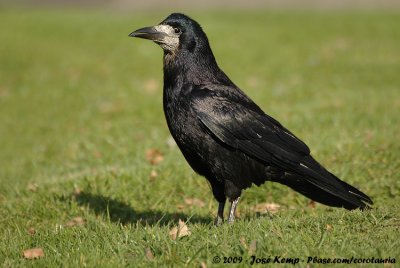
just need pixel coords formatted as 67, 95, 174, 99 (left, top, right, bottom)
174, 28, 182, 34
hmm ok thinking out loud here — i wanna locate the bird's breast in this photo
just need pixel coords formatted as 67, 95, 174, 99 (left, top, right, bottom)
163, 93, 198, 142
163, 84, 208, 150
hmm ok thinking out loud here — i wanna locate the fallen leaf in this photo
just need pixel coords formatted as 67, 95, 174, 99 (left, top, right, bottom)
149, 170, 158, 181
27, 183, 38, 192
23, 248, 44, 259
73, 187, 82, 196
169, 219, 191, 240
251, 202, 280, 214
145, 149, 164, 165
200, 261, 207, 268
384, 262, 395, 267
326, 224, 333, 232
236, 209, 242, 218
177, 204, 185, 210
308, 200, 316, 208
248, 240, 257, 255
64, 217, 85, 227
144, 247, 154, 261
184, 198, 205, 208
27, 227, 36, 235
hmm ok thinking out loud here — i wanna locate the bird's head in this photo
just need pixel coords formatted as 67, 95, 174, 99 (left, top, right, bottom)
129, 13, 210, 56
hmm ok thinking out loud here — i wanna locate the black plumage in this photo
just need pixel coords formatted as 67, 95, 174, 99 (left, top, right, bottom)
129, 13, 373, 224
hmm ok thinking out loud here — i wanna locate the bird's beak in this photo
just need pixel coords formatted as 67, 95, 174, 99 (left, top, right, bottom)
128, 26, 168, 41
129, 24, 179, 52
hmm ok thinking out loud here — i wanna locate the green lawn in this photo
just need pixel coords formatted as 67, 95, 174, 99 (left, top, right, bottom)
0, 9, 399, 267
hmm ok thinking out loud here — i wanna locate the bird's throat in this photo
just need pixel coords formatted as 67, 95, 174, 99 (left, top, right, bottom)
163, 51, 178, 66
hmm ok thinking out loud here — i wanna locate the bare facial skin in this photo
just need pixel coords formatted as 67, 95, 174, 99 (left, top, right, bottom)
154, 25, 180, 52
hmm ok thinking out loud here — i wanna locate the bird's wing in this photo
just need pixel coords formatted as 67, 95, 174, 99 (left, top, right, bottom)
191, 87, 310, 167
190, 86, 372, 207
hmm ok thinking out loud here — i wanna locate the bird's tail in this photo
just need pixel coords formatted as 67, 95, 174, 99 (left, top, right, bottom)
278, 156, 373, 210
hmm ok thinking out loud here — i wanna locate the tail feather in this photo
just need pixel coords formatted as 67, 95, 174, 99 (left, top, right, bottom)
279, 156, 373, 210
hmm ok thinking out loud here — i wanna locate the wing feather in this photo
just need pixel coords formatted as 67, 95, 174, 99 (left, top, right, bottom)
192, 90, 310, 167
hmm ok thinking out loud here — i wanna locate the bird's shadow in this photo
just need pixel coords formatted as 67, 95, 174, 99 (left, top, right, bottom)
69, 191, 212, 226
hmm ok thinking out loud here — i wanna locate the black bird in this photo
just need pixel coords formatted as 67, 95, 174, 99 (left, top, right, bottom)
129, 13, 373, 224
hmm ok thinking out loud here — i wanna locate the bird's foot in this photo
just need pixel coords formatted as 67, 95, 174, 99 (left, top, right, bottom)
227, 197, 240, 224
214, 201, 225, 226
214, 215, 224, 226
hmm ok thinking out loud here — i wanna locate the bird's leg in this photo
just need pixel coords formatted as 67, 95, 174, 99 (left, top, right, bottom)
227, 197, 240, 224
214, 201, 225, 226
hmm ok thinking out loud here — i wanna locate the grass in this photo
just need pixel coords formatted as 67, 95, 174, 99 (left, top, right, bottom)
1, 8, 400, 267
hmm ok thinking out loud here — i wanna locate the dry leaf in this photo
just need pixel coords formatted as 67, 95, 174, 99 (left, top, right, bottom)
326, 224, 333, 232
177, 204, 185, 210
308, 200, 316, 208
169, 219, 191, 240
27, 227, 36, 235
23, 248, 44, 259
149, 170, 158, 181
200, 261, 207, 268
27, 183, 38, 192
252, 202, 280, 214
145, 149, 164, 165
64, 217, 85, 227
239, 237, 256, 255
384, 262, 395, 267
248, 240, 257, 255
236, 209, 242, 218
184, 198, 205, 208
144, 247, 154, 261
73, 187, 82, 196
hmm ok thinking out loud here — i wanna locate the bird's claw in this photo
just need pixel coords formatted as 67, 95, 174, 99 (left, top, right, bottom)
227, 197, 240, 224
214, 216, 224, 226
